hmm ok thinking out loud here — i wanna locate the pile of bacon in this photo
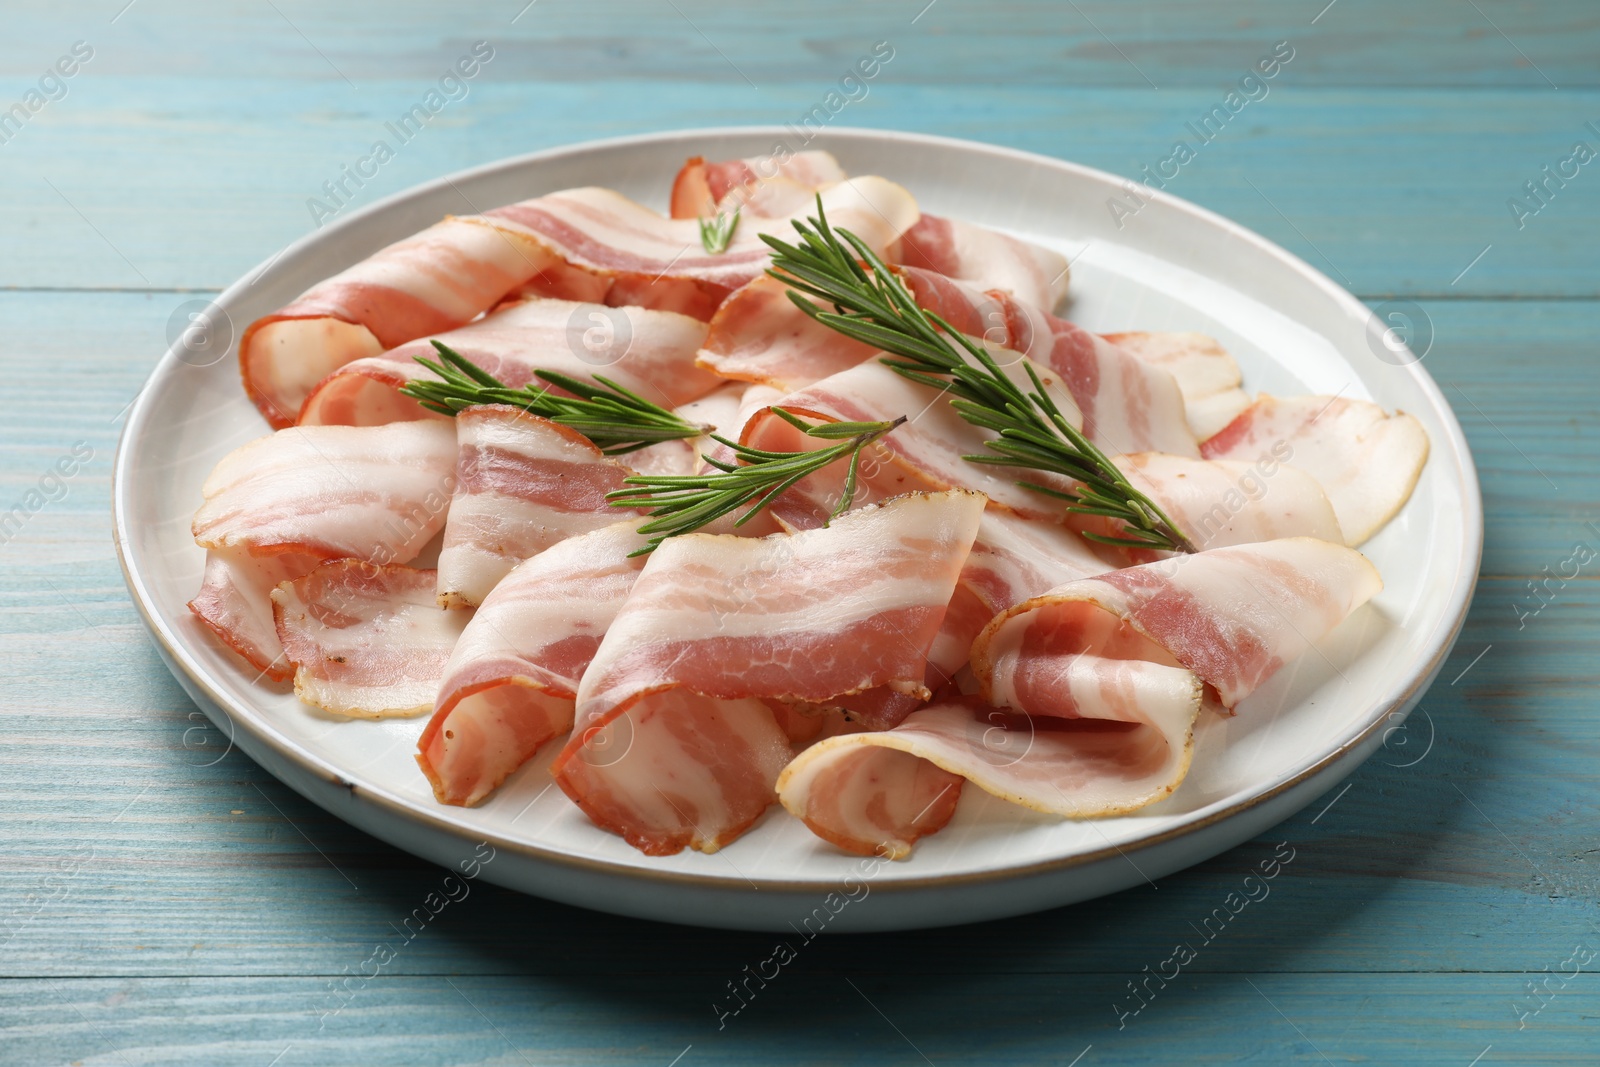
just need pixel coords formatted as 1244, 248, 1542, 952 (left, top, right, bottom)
189, 151, 1428, 859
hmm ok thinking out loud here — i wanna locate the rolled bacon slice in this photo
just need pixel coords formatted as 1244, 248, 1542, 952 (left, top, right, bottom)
436, 406, 639, 609
298, 297, 718, 428
1078, 452, 1344, 558
891, 214, 1071, 312
418, 521, 648, 806
240, 217, 556, 428
782, 537, 1382, 857
669, 150, 848, 218
551, 490, 987, 855
1201, 394, 1430, 545
188, 548, 323, 680
271, 561, 469, 719
743, 357, 1084, 521
902, 269, 1198, 457
695, 275, 879, 391
1101, 332, 1252, 441
188, 421, 457, 676
191, 421, 458, 562
488, 177, 918, 322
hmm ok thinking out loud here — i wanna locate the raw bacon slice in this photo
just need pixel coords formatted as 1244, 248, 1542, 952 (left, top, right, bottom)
669, 151, 848, 218
188, 548, 323, 680
551, 490, 987, 855
1102, 332, 1252, 441
191, 421, 458, 564
892, 214, 1071, 312
695, 275, 879, 391
271, 561, 469, 719
240, 217, 555, 428
1079, 452, 1344, 557
974, 537, 1384, 711
1201, 395, 1430, 545
670, 151, 1068, 308
743, 358, 1084, 521
833, 513, 1110, 731
902, 269, 1198, 457
418, 522, 648, 806
436, 406, 640, 609
298, 298, 717, 428
487, 177, 918, 322
783, 537, 1381, 857
778, 688, 1200, 858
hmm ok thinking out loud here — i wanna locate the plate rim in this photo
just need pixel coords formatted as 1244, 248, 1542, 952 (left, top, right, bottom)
112, 123, 1484, 896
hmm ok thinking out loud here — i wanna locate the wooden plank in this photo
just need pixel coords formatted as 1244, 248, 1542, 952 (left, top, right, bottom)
2, 0, 1595, 87
0, 83, 1597, 296
0, 973, 1593, 1065
1, 294, 1595, 987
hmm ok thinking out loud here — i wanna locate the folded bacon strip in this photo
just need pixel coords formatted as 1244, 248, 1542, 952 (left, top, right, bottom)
188, 421, 458, 676
695, 275, 880, 391
781, 537, 1381, 856
1078, 452, 1343, 558
668, 151, 1070, 310
240, 217, 555, 428
892, 214, 1071, 312
669, 151, 848, 219
551, 490, 986, 855
192, 421, 458, 561
743, 357, 1083, 522
903, 269, 1198, 457
1202, 394, 1430, 545
272, 561, 469, 719
436, 407, 639, 609
490, 178, 918, 322
298, 297, 717, 428
188, 548, 322, 681
1102, 332, 1252, 441
418, 522, 648, 806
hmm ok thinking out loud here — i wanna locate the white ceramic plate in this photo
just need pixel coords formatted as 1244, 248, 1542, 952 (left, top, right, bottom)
114, 127, 1480, 932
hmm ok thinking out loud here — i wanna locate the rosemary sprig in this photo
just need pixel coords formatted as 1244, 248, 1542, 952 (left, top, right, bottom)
399, 341, 702, 456
760, 201, 1196, 553
607, 408, 905, 556
699, 208, 740, 254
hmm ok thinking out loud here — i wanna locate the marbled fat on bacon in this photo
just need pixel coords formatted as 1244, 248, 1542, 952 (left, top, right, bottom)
744, 357, 1084, 520
298, 298, 718, 428
892, 214, 1071, 312
240, 217, 556, 428
1079, 452, 1343, 558
188, 548, 323, 680
436, 406, 640, 609
551, 490, 986, 855
669, 150, 848, 219
486, 178, 918, 322
418, 522, 648, 807
695, 275, 880, 391
902, 269, 1198, 457
272, 561, 470, 719
1101, 332, 1252, 442
192, 421, 458, 563
1201, 394, 1430, 545
975, 537, 1383, 711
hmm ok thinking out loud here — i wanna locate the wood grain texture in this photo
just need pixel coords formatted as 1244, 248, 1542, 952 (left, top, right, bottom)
1, 1, 1597, 1064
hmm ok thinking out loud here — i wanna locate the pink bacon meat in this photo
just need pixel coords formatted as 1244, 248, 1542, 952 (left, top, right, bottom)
1202, 394, 1430, 546
240, 216, 557, 428
272, 561, 469, 719
551, 490, 986, 856
780, 537, 1381, 857
298, 297, 718, 428
419, 521, 648, 807
187, 421, 458, 676
435, 407, 641, 609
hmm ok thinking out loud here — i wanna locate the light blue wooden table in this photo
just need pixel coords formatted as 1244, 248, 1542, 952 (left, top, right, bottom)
3, 2, 1597, 1063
